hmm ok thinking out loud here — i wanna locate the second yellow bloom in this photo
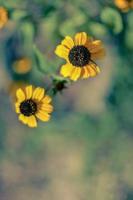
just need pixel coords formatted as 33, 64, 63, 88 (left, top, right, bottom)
55, 32, 105, 81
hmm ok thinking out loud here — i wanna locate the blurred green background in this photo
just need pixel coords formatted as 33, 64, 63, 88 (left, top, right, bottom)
0, 0, 133, 199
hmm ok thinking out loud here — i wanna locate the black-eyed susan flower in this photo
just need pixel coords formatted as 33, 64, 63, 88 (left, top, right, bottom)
13, 58, 32, 74
55, 32, 105, 81
15, 85, 53, 128
114, 0, 133, 11
0, 7, 8, 29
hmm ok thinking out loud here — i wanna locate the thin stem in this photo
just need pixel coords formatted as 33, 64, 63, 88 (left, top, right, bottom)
90, 59, 98, 66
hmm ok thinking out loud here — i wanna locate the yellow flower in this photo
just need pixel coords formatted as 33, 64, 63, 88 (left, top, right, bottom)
114, 0, 133, 11
55, 32, 105, 81
0, 7, 8, 29
13, 58, 32, 74
15, 85, 53, 128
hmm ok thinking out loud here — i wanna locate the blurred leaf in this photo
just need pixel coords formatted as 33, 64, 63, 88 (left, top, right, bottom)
59, 20, 76, 36
11, 10, 28, 21
127, 11, 133, 29
0, 1, 17, 9
101, 7, 123, 34
71, 10, 87, 26
59, 10, 87, 36
20, 21, 35, 53
88, 22, 108, 37
125, 29, 133, 49
41, 13, 58, 40
42, 4, 56, 18
33, 45, 51, 74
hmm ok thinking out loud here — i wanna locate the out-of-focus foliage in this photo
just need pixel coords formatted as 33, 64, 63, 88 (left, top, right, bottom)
0, 0, 133, 199
101, 7, 123, 33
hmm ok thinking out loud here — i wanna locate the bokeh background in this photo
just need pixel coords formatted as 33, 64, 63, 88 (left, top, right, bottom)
0, 0, 133, 199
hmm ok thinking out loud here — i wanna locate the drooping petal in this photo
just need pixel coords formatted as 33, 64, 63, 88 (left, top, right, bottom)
25, 85, 33, 99
90, 63, 100, 75
60, 63, 74, 77
55, 45, 69, 60
91, 48, 105, 60
86, 64, 97, 77
32, 87, 45, 101
36, 111, 50, 122
61, 36, 74, 49
27, 115, 37, 128
88, 40, 103, 53
80, 67, 90, 79
74, 32, 87, 45
16, 89, 25, 102
70, 67, 81, 81
85, 37, 93, 47
96, 66, 101, 74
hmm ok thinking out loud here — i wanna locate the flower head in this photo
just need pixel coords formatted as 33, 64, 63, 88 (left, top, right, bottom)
52, 79, 68, 94
114, 0, 133, 11
15, 85, 53, 128
0, 7, 8, 29
55, 32, 105, 81
13, 58, 32, 74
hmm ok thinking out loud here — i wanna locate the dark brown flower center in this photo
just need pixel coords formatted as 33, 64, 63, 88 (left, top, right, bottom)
20, 99, 37, 116
68, 45, 91, 67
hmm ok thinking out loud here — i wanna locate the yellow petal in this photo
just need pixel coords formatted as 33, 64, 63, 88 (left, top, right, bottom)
85, 37, 93, 47
25, 85, 33, 99
90, 64, 99, 75
74, 32, 87, 45
27, 115, 37, 128
40, 104, 53, 113
19, 114, 28, 124
16, 89, 25, 102
0, 7, 8, 29
36, 111, 50, 122
70, 67, 81, 81
15, 102, 20, 113
91, 48, 105, 60
87, 64, 97, 77
115, 0, 129, 9
80, 67, 90, 79
88, 40, 103, 53
61, 36, 74, 49
96, 66, 101, 74
60, 63, 74, 77
42, 95, 52, 104
32, 87, 45, 101
55, 45, 69, 60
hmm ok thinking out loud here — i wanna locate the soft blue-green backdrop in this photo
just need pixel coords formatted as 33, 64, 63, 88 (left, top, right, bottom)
0, 0, 133, 199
